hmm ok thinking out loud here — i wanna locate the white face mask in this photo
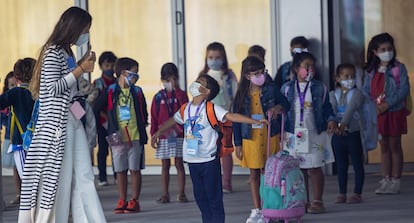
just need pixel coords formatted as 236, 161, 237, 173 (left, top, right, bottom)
163, 82, 173, 92
377, 51, 394, 62
189, 81, 202, 97
292, 47, 308, 54
75, 33, 89, 46
340, 79, 356, 90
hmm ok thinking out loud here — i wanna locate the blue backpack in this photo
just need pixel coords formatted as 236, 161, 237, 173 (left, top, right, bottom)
334, 88, 378, 151
22, 100, 40, 150
260, 113, 306, 222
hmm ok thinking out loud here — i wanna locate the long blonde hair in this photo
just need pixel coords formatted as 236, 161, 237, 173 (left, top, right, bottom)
29, 7, 92, 99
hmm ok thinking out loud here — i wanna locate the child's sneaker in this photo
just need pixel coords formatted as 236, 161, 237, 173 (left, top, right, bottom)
124, 198, 141, 213
245, 208, 265, 223
385, 178, 400, 194
113, 199, 127, 214
375, 178, 390, 194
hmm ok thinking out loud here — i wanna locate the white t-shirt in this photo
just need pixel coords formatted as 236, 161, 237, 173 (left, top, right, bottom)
173, 101, 228, 163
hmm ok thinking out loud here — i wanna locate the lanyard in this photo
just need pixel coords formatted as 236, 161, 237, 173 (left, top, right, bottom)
296, 81, 309, 125
162, 90, 176, 116
188, 101, 204, 133
119, 89, 132, 106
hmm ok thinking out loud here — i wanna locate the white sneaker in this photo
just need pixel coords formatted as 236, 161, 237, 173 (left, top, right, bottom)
246, 209, 265, 223
375, 178, 390, 194
98, 181, 109, 186
385, 179, 400, 194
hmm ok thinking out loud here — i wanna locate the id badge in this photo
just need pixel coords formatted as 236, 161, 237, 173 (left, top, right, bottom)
186, 138, 199, 156
69, 101, 86, 120
119, 105, 131, 121
294, 127, 309, 153
251, 114, 264, 129
337, 105, 346, 118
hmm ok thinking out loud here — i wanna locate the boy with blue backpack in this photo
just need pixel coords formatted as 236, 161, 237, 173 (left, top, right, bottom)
94, 57, 147, 214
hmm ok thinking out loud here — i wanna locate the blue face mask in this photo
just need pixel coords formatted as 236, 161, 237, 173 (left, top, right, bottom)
102, 69, 114, 77
207, 59, 224, 71
124, 71, 139, 86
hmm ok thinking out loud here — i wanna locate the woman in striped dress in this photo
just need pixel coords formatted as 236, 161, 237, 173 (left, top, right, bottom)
18, 7, 106, 223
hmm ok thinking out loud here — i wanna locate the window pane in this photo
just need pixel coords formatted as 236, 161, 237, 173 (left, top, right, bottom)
0, 0, 73, 81
88, 0, 173, 165
185, 0, 271, 84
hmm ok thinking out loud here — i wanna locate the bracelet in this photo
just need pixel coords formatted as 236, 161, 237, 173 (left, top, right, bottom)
79, 65, 86, 72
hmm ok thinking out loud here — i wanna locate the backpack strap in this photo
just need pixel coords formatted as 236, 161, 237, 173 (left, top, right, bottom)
205, 101, 219, 129
390, 61, 401, 87
133, 86, 146, 124
179, 101, 220, 130
27, 100, 40, 131
10, 106, 24, 144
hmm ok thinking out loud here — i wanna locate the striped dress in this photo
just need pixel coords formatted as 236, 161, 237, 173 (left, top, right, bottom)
19, 45, 76, 221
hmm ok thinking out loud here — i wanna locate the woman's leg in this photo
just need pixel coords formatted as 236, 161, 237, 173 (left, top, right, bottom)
71, 119, 106, 222
249, 168, 261, 209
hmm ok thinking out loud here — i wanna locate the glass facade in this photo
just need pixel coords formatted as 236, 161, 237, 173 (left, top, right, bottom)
0, 0, 73, 81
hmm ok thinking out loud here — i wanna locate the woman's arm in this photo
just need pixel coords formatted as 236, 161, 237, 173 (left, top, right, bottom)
43, 47, 95, 97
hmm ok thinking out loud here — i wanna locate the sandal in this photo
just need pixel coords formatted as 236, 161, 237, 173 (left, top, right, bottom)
177, 194, 188, 203
347, 194, 362, 204
156, 195, 170, 204
335, 194, 346, 204
308, 200, 325, 214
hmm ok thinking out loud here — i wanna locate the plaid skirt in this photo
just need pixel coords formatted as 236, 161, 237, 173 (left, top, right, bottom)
155, 138, 184, 159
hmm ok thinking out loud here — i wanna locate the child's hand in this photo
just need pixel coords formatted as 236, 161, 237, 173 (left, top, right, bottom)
377, 102, 388, 114
151, 132, 160, 149
256, 119, 269, 126
335, 123, 347, 136
267, 105, 283, 119
235, 146, 242, 160
327, 121, 337, 134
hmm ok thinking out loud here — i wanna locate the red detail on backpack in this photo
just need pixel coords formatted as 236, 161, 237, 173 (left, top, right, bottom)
108, 88, 114, 111
179, 101, 234, 157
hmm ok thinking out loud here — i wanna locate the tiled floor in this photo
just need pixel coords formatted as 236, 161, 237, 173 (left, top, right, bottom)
1, 166, 414, 223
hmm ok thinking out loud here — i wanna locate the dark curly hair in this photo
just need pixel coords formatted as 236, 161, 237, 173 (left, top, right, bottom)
198, 74, 219, 101
13, 57, 36, 83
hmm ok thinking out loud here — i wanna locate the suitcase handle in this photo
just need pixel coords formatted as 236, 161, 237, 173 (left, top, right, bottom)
266, 111, 285, 158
